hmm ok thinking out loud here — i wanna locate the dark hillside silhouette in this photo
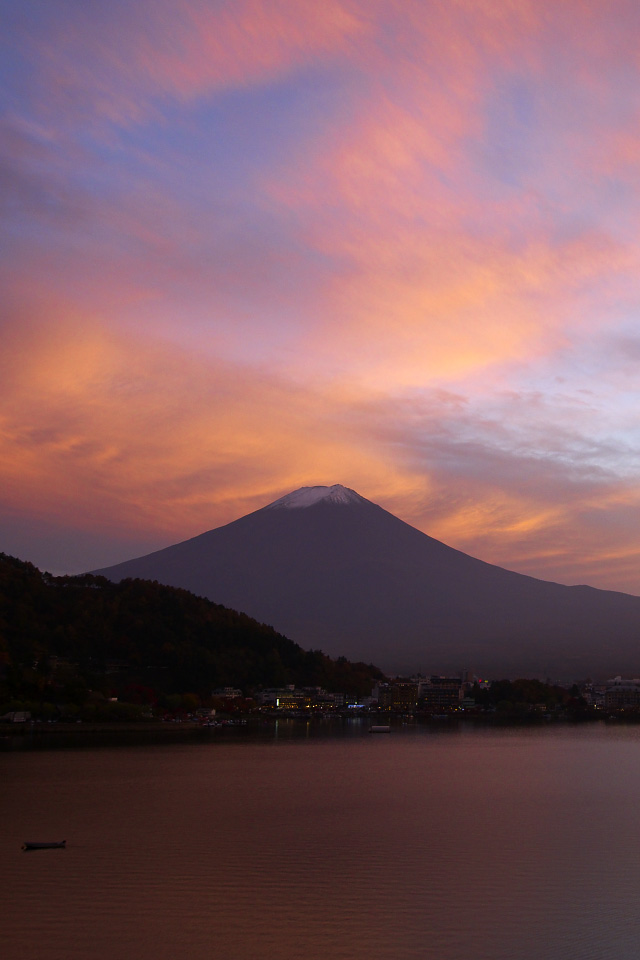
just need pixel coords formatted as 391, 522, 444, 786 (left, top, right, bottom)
0, 552, 383, 703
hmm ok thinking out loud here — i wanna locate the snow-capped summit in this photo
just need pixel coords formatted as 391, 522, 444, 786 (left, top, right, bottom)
265, 484, 366, 510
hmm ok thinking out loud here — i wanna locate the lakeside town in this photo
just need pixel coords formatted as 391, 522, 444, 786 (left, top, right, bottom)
4, 670, 640, 728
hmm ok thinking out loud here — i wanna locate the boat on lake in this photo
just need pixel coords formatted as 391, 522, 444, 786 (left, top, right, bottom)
22, 840, 66, 851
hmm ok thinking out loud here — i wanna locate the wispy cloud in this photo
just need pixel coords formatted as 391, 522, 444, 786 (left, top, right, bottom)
3, 0, 640, 593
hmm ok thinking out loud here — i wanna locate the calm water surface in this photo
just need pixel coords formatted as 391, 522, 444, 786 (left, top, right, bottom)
3, 721, 640, 960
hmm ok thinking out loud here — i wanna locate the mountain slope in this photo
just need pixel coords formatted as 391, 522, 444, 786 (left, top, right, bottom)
92, 485, 640, 676
0, 552, 383, 699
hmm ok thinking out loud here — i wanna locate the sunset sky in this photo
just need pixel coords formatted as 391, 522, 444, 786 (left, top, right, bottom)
3, 0, 640, 594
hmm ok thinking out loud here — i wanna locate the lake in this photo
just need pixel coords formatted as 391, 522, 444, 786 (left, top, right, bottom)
3, 720, 640, 960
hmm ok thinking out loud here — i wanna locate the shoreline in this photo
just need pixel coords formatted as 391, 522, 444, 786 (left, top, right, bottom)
0, 711, 624, 751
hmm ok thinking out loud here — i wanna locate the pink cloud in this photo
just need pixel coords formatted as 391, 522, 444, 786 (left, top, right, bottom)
254, 0, 640, 385
0, 308, 404, 543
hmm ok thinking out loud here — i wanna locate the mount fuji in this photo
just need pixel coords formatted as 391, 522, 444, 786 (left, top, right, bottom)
92, 484, 640, 677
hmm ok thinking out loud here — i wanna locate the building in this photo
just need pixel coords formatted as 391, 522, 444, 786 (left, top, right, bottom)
605, 677, 640, 711
419, 677, 463, 711
255, 686, 311, 710
301, 687, 338, 710
377, 681, 419, 710
0, 711, 31, 723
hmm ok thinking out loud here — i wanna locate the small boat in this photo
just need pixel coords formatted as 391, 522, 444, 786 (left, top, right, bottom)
22, 840, 66, 851
369, 725, 391, 733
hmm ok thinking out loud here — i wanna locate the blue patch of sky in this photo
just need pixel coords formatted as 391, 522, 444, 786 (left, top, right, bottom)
0, 3, 42, 113
475, 75, 537, 190
1, 0, 52, 32
53, 63, 356, 271
4, 62, 355, 289
96, 65, 355, 203
83, 68, 362, 359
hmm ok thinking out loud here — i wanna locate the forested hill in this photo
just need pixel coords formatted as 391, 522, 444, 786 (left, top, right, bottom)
0, 554, 384, 701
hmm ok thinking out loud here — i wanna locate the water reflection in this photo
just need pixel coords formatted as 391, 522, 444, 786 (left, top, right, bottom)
3, 724, 640, 960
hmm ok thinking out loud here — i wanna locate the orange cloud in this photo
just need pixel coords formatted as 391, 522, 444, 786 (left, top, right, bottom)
0, 307, 410, 544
